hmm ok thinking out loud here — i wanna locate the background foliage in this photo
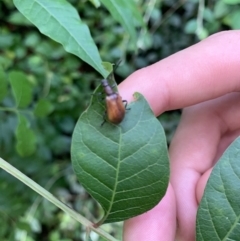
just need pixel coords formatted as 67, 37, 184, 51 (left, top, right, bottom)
0, 0, 239, 240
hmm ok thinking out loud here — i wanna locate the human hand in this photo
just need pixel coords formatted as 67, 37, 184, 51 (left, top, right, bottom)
119, 30, 240, 241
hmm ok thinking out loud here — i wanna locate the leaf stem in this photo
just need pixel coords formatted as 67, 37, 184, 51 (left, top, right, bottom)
0, 107, 18, 113
0, 157, 119, 241
0, 106, 32, 115
196, 0, 205, 38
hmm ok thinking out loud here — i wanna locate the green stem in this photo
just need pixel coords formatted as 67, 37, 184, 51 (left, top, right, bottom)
0, 107, 18, 113
196, 0, 205, 37
0, 106, 32, 115
0, 157, 119, 241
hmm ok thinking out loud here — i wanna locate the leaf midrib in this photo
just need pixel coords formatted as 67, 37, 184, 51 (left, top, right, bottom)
102, 128, 123, 222
24, 0, 103, 75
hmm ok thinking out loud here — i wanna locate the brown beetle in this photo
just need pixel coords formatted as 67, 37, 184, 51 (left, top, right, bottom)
101, 78, 127, 125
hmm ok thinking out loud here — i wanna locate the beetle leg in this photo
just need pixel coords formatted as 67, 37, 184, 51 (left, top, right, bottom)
122, 100, 130, 110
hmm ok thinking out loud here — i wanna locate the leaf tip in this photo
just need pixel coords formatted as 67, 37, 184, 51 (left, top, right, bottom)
133, 92, 144, 100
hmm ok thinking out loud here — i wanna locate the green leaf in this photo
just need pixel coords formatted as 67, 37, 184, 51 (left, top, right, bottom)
34, 99, 54, 117
16, 221, 31, 232
196, 27, 209, 40
196, 137, 240, 241
71, 85, 169, 224
13, 0, 108, 78
223, 10, 240, 29
121, 0, 145, 27
214, 1, 231, 19
15, 114, 37, 157
223, 0, 240, 4
100, 0, 137, 44
0, 34, 15, 48
0, 56, 12, 69
8, 11, 33, 26
102, 62, 114, 74
88, 0, 101, 8
203, 8, 214, 23
9, 71, 33, 108
0, 67, 8, 102
184, 19, 197, 34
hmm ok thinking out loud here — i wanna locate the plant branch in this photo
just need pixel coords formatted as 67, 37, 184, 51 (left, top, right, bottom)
150, 0, 186, 34
0, 157, 119, 241
196, 0, 205, 38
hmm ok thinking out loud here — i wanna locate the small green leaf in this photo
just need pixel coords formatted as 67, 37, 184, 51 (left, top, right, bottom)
71, 84, 169, 224
196, 137, 240, 241
34, 99, 54, 117
9, 71, 32, 108
223, 10, 240, 29
8, 11, 33, 26
102, 62, 114, 74
0, 34, 15, 48
0, 68, 8, 102
0, 56, 12, 69
16, 221, 31, 232
196, 27, 209, 40
88, 0, 101, 8
100, 0, 137, 44
184, 19, 197, 34
15, 114, 36, 157
214, 1, 230, 19
13, 0, 108, 77
203, 8, 214, 23
223, 0, 240, 4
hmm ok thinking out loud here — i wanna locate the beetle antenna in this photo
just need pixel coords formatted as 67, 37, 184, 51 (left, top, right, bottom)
113, 59, 122, 72
107, 59, 122, 80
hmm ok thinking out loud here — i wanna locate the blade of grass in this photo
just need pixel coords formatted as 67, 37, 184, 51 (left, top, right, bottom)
0, 157, 119, 241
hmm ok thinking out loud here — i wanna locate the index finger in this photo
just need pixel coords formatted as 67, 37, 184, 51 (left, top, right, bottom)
119, 30, 240, 116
